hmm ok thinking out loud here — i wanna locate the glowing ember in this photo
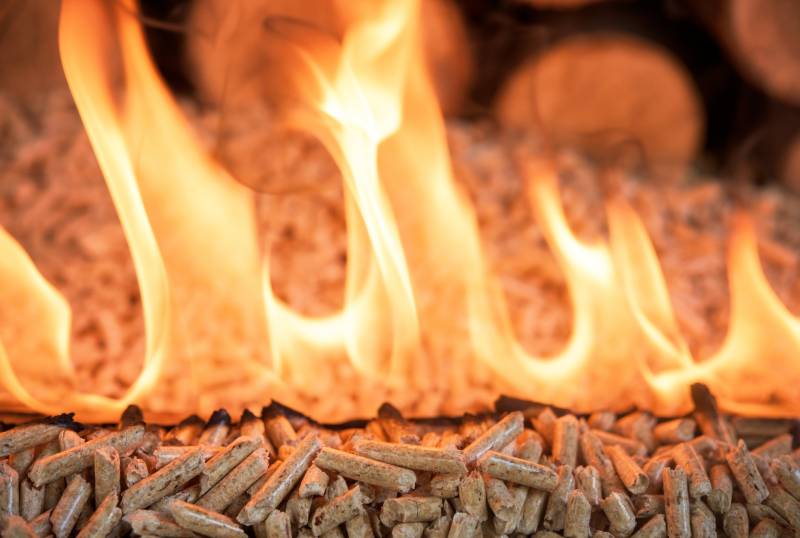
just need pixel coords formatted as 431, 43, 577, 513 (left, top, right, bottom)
0, 0, 798, 421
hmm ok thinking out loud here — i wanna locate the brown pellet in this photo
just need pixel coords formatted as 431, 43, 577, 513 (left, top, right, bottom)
154, 446, 221, 469
662, 468, 690, 538
533, 409, 557, 445
633, 494, 664, 518
149, 484, 202, 513
580, 430, 625, 496
50, 475, 92, 538
430, 474, 460, 498
30, 509, 52, 536
630, 514, 666, 538
314, 447, 415, 492
125, 457, 150, 488
606, 446, 649, 495
0, 461, 20, 516
517, 489, 547, 534
120, 446, 205, 514
326, 476, 348, 501
574, 466, 601, 507
484, 477, 515, 522
764, 484, 800, 529
750, 519, 781, 538
92, 446, 120, 509
552, 416, 579, 468
689, 501, 714, 538
311, 486, 365, 535
239, 410, 275, 458
198, 411, 231, 447
722, 503, 748, 538
59, 430, 84, 451
238, 434, 321, 525
614, 413, 656, 453
446, 512, 479, 538
563, 490, 591, 538
345, 509, 375, 538
170, 499, 247, 538
752, 433, 793, 458
642, 455, 671, 493
265, 509, 292, 538
588, 412, 616, 432
706, 464, 732, 514
200, 436, 261, 495
29, 425, 144, 487
725, 440, 769, 504
265, 415, 297, 450
9, 448, 36, 477
20, 479, 44, 521
494, 484, 527, 534
75, 492, 122, 538
354, 441, 467, 476
544, 465, 574, 531
771, 455, 800, 499
593, 431, 647, 457
653, 420, 695, 445
0, 422, 65, 458
517, 437, 544, 463
458, 471, 487, 521
166, 416, 204, 445
286, 487, 313, 528
478, 451, 558, 491
746, 503, 788, 526
1, 514, 36, 538
392, 522, 425, 538
600, 492, 636, 538
381, 496, 442, 526
299, 464, 329, 498
462, 412, 524, 465
198, 447, 269, 512
422, 514, 449, 538
124, 508, 196, 537
672, 444, 711, 500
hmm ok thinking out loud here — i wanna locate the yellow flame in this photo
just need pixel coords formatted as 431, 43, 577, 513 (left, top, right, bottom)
0, 0, 798, 420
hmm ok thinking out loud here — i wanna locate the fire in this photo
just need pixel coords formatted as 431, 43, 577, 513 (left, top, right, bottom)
0, 0, 798, 421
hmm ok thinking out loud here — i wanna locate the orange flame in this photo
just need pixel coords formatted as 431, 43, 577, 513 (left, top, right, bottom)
0, 0, 798, 421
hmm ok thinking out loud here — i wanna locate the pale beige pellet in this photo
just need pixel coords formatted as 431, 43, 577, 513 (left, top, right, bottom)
446, 512, 479, 538
311, 486, 365, 536
574, 466, 601, 507
630, 514, 666, 538
125, 457, 150, 488
93, 446, 120, 508
354, 441, 467, 476
381, 496, 442, 526
430, 474, 460, 498
149, 484, 202, 513
563, 490, 590, 538
345, 509, 375, 538
463, 412, 524, 465
484, 477, 515, 522
287, 488, 313, 527
170, 499, 246, 538
552, 416, 579, 468
314, 447, 415, 493
50, 475, 91, 538
75, 492, 122, 538
672, 444, 710, 499
662, 468, 690, 538
493, 484, 527, 534
606, 446, 649, 495
392, 522, 425, 538
154, 446, 221, 469
516, 437, 544, 463
20, 479, 44, 521
543, 465, 574, 531
197, 447, 270, 512
601, 492, 636, 538
422, 514, 449, 538
722, 503, 747, 538
706, 464, 731, 514
265, 509, 292, 538
653, 420, 695, 445
265, 415, 297, 450
0, 422, 65, 458
199, 436, 261, 495
0, 461, 20, 516
517, 488, 547, 534
120, 446, 205, 514
299, 464, 329, 498
124, 509, 196, 537
238, 435, 321, 525
725, 440, 768, 505
458, 471, 487, 521
478, 451, 558, 491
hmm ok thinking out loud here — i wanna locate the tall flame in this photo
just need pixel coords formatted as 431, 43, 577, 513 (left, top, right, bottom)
0, 0, 798, 421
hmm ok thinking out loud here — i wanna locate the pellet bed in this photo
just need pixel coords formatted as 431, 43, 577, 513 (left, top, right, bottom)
0, 386, 798, 538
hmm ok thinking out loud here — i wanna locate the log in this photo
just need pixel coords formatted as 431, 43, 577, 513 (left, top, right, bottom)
494, 33, 704, 177
184, 0, 473, 115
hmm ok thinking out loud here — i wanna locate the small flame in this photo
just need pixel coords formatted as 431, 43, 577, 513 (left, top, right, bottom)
0, 0, 798, 420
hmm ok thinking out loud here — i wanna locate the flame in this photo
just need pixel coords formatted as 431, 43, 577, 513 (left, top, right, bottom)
0, 0, 798, 420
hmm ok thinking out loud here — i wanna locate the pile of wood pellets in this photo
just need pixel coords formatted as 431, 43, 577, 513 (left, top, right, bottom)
0, 389, 798, 538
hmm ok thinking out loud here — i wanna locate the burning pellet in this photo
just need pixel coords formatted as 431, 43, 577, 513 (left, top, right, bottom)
1, 514, 36, 538
28, 425, 144, 487
75, 492, 121, 538
600, 492, 636, 538
264, 413, 297, 450
50, 475, 91, 538
299, 464, 329, 498
580, 430, 625, 496
722, 503, 748, 538
430, 474, 460, 498
593, 431, 647, 457
198, 447, 270, 512
10, 448, 35, 477
265, 509, 291, 538
314, 447, 416, 492
552, 416, 579, 468
463, 412, 524, 466
764, 484, 800, 529
0, 419, 68, 457
422, 514, 449, 538
92, 446, 120, 508
311, 486, 366, 535
563, 490, 590, 538
447, 512, 479, 538
354, 441, 467, 476
484, 477, 515, 522
378, 404, 420, 446
653, 420, 695, 446
59, 430, 84, 451
606, 446, 649, 495
633, 495, 664, 518
345, 509, 375, 538
381, 495, 442, 527
0, 461, 20, 516
544, 465, 574, 531
238, 434, 321, 525
671, 444, 710, 499
155, 446, 220, 469
169, 499, 246, 538
706, 464, 732, 514
517, 489, 546, 535
630, 514, 666, 538
125, 509, 195, 537
662, 468, 690, 538
750, 519, 782, 538
199, 436, 260, 495
198, 410, 231, 447
575, 466, 601, 507
240, 410, 275, 456
166, 416, 204, 445
458, 471, 487, 521
588, 412, 616, 432
125, 457, 150, 488
20, 479, 44, 521
771, 455, 800, 499
479, 451, 558, 491
287, 487, 313, 527
121, 446, 205, 514
392, 522, 425, 538
725, 439, 769, 504
752, 433, 793, 458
